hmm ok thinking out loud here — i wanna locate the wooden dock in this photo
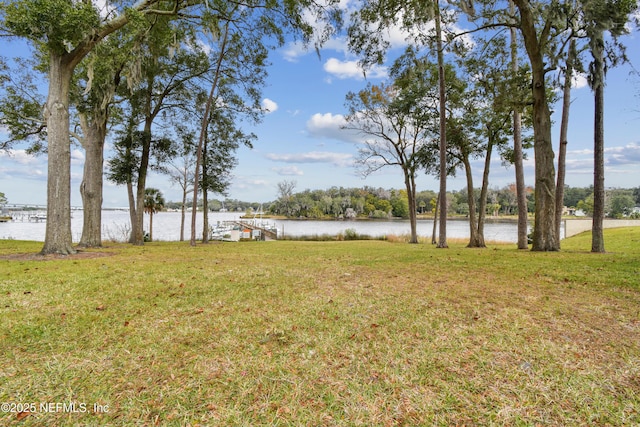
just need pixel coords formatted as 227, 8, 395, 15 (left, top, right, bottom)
233, 220, 278, 240
3, 213, 47, 222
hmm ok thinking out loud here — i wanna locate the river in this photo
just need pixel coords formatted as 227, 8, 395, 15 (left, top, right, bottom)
0, 210, 526, 243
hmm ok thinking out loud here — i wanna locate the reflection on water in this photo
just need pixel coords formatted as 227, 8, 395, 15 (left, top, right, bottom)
0, 210, 523, 243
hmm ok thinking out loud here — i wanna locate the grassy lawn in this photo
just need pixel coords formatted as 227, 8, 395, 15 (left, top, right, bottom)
1, 228, 639, 426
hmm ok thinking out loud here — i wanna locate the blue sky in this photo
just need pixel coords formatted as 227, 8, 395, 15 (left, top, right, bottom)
1, 10, 639, 208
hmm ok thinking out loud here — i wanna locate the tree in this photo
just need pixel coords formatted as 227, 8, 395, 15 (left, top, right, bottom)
343, 58, 437, 244
0, 57, 46, 152
188, 0, 341, 245
555, 33, 579, 248
1, 0, 341, 254
509, 0, 529, 250
1, 0, 187, 254
348, 0, 451, 247
276, 180, 297, 217
609, 193, 635, 218
459, 0, 574, 250
390, 189, 410, 218
0, 32, 132, 249
433, 2, 448, 249
143, 188, 164, 242
449, 35, 526, 248
510, 0, 563, 251
579, 0, 638, 252
107, 17, 210, 246
74, 31, 135, 248
167, 127, 196, 242
0, 191, 6, 205
189, 10, 266, 244
564, 185, 593, 208
577, 193, 595, 215
199, 95, 255, 243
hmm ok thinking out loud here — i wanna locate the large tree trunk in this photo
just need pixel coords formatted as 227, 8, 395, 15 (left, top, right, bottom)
180, 189, 187, 241
477, 172, 489, 248
435, 4, 448, 249
476, 137, 494, 248
127, 179, 139, 243
41, 53, 76, 255
78, 113, 106, 248
530, 66, 558, 252
131, 192, 145, 245
431, 195, 439, 245
591, 32, 605, 253
462, 156, 479, 247
510, 5, 529, 250
130, 129, 151, 245
202, 188, 209, 244
191, 23, 230, 246
513, 106, 528, 249
513, 0, 558, 251
405, 171, 418, 244
148, 211, 154, 242
556, 38, 576, 247
202, 139, 210, 243
465, 136, 493, 248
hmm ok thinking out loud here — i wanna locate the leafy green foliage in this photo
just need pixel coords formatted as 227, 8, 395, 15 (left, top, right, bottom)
200, 103, 255, 196
609, 193, 636, 217
2, 0, 100, 54
0, 58, 46, 151
143, 188, 165, 215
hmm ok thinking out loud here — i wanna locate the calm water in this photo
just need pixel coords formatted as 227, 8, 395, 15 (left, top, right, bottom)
0, 210, 521, 243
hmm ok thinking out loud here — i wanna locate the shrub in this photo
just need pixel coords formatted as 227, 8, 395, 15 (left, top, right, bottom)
344, 228, 358, 240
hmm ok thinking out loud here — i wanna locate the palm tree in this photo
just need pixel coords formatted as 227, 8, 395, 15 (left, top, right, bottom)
144, 188, 165, 242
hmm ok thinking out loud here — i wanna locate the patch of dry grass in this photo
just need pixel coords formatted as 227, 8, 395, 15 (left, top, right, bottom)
1, 228, 639, 425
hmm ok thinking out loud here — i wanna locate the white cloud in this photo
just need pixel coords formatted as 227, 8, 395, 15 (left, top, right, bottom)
194, 38, 212, 56
272, 166, 304, 176
262, 98, 278, 113
0, 149, 41, 166
306, 112, 363, 143
0, 149, 83, 183
71, 149, 85, 165
563, 158, 595, 172
282, 41, 308, 63
567, 148, 594, 156
556, 143, 640, 175
323, 58, 387, 80
607, 142, 640, 165
307, 112, 346, 130
231, 176, 270, 190
265, 151, 354, 167
571, 72, 588, 89
92, 0, 117, 19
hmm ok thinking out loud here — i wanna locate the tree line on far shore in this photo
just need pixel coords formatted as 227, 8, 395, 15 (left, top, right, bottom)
162, 184, 640, 221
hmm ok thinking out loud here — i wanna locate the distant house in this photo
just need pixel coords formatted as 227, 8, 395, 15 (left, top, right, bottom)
563, 206, 586, 217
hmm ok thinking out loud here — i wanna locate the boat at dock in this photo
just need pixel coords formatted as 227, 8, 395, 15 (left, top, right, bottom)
209, 219, 278, 241
29, 213, 47, 222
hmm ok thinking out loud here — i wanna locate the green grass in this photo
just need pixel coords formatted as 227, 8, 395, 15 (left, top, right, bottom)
1, 228, 639, 426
